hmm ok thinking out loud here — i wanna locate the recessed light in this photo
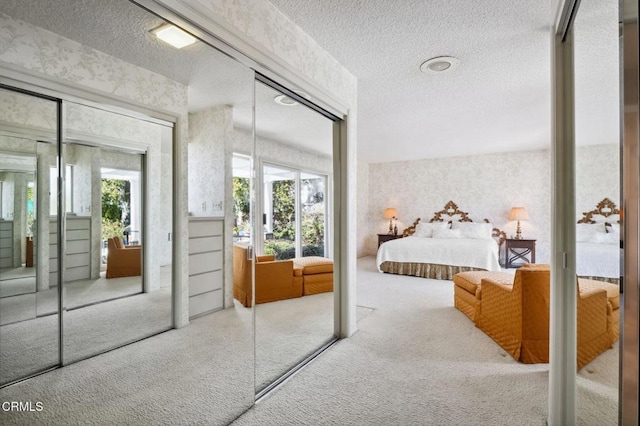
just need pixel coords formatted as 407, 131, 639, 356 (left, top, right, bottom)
274, 94, 298, 106
420, 56, 460, 74
152, 23, 196, 49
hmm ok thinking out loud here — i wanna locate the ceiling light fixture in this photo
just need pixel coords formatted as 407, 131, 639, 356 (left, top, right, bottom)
420, 56, 460, 74
274, 94, 298, 106
152, 23, 196, 49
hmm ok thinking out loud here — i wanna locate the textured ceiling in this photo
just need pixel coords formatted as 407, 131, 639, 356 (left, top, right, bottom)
270, 0, 619, 163
0, 0, 619, 163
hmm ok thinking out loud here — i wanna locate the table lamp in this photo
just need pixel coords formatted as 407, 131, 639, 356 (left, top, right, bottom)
384, 208, 398, 235
508, 207, 529, 240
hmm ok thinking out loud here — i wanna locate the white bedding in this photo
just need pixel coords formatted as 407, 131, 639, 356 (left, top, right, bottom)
376, 236, 501, 272
576, 242, 620, 279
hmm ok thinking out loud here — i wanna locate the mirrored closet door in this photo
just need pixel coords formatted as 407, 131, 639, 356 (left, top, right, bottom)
254, 80, 337, 395
570, 0, 620, 421
0, 86, 60, 386
61, 101, 173, 364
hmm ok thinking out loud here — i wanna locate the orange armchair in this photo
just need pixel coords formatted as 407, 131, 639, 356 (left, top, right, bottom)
106, 237, 141, 278
477, 265, 616, 369
233, 245, 303, 307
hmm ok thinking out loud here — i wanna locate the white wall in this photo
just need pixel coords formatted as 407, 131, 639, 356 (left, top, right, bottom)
356, 161, 369, 258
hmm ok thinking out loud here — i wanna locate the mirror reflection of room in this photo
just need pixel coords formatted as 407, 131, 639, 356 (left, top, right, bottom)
61, 101, 173, 364
245, 81, 336, 394
573, 0, 620, 420
0, 87, 60, 386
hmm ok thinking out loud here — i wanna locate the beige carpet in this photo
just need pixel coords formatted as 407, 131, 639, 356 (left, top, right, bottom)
0, 256, 618, 425
233, 256, 618, 426
255, 292, 335, 392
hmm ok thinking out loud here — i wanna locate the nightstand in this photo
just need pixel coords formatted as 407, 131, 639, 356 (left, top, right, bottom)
505, 238, 536, 268
377, 233, 403, 248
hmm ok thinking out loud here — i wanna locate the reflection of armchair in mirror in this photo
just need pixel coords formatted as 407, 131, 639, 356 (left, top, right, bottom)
106, 237, 141, 278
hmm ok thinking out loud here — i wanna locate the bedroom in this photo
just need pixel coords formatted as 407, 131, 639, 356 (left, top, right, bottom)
0, 0, 635, 425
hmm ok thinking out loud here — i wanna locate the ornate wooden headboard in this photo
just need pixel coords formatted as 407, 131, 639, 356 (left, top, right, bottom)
402, 201, 507, 246
577, 197, 620, 225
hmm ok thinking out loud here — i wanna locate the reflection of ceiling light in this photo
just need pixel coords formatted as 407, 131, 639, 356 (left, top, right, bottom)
420, 56, 460, 74
274, 94, 298, 106
152, 23, 196, 49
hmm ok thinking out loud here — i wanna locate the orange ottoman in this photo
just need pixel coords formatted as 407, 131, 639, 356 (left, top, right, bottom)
293, 256, 334, 295
453, 271, 515, 323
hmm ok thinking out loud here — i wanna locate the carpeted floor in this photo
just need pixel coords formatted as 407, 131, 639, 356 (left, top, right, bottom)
0, 272, 146, 326
256, 292, 335, 392
233, 256, 618, 426
0, 256, 619, 425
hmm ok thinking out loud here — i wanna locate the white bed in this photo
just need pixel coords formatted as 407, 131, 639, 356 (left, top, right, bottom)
576, 198, 621, 283
377, 236, 501, 272
376, 201, 505, 280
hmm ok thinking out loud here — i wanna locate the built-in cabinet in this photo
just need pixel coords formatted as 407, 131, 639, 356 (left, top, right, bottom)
0, 220, 12, 268
49, 216, 91, 285
188, 217, 223, 318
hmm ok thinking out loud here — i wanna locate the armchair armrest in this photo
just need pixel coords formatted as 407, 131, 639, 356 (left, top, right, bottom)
577, 287, 609, 343
480, 278, 522, 339
477, 276, 524, 361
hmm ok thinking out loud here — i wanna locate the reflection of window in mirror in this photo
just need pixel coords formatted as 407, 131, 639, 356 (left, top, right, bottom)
232, 153, 251, 243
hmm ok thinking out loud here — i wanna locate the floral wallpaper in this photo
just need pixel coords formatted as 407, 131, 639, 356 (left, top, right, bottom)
188, 105, 231, 217
0, 13, 187, 114
576, 144, 619, 217
0, 88, 57, 133
357, 161, 369, 257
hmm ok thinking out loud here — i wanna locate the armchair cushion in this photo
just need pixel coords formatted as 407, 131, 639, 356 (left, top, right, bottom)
106, 237, 141, 278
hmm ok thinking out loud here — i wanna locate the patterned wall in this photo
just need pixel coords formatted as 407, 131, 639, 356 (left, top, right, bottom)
576, 144, 620, 216
0, 12, 187, 113
188, 105, 231, 217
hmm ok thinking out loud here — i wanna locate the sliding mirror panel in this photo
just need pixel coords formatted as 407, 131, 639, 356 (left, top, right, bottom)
185, 10, 255, 424
572, 0, 620, 421
0, 87, 59, 386
185, 16, 257, 422
61, 100, 171, 364
254, 81, 336, 394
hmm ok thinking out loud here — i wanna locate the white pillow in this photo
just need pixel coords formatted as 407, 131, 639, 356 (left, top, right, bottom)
595, 232, 619, 245
451, 221, 493, 239
576, 223, 606, 243
432, 228, 462, 239
414, 221, 449, 238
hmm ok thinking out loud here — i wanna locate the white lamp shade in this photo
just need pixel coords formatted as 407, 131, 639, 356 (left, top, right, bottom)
508, 207, 529, 221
